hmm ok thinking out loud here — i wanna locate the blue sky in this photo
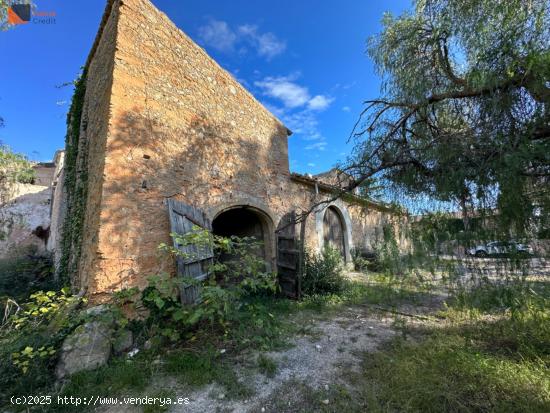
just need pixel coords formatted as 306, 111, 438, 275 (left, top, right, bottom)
0, 0, 410, 174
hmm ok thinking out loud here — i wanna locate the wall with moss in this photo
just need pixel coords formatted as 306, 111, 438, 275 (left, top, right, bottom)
58, 0, 118, 290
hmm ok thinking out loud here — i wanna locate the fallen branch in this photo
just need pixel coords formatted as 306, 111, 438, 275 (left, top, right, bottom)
374, 306, 441, 321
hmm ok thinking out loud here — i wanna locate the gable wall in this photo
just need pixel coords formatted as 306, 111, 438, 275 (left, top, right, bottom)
82, 0, 299, 300
71, 0, 119, 292
76, 0, 401, 302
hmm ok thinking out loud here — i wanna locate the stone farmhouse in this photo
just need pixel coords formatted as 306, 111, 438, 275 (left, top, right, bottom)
46, 0, 405, 303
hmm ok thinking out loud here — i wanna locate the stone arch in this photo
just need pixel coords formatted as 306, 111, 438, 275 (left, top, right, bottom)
315, 200, 353, 263
209, 201, 276, 271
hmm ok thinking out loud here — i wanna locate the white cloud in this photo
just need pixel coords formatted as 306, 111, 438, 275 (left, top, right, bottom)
343, 81, 357, 90
255, 76, 310, 108
280, 109, 319, 137
342, 106, 351, 112
237, 24, 256, 37
255, 75, 333, 112
238, 25, 286, 60
307, 162, 316, 167
257, 33, 286, 59
197, 20, 285, 60
197, 19, 237, 52
256, 74, 333, 151
305, 141, 327, 151
308, 95, 333, 111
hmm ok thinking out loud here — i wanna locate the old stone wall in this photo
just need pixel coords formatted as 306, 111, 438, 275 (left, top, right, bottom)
72, 0, 119, 293
47, 150, 67, 270
71, 0, 403, 302
79, 0, 290, 301
34, 164, 56, 187
0, 161, 57, 258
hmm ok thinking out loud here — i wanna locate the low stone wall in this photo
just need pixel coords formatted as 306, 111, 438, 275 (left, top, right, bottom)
0, 183, 51, 257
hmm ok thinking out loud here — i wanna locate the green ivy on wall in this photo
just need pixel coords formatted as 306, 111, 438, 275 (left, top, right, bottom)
58, 70, 88, 287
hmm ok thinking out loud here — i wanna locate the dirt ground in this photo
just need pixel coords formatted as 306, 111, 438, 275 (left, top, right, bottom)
165, 273, 448, 413
100, 258, 548, 413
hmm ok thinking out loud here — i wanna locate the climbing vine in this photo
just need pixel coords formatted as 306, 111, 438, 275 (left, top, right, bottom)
58, 71, 88, 286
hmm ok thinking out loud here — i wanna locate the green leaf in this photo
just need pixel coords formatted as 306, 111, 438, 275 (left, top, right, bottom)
154, 296, 165, 310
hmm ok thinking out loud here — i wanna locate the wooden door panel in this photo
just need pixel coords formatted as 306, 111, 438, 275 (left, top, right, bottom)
276, 212, 300, 299
167, 199, 213, 305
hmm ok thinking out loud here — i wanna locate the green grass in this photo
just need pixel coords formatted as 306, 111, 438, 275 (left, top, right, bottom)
257, 354, 278, 378
361, 329, 550, 412
16, 267, 546, 413
60, 357, 151, 396
0, 253, 57, 302
254, 272, 550, 413
0, 276, 381, 412
261, 379, 363, 413
163, 347, 253, 399
354, 275, 550, 413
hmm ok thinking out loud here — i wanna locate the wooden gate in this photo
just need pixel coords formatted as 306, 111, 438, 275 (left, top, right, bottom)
276, 212, 301, 299
167, 199, 214, 305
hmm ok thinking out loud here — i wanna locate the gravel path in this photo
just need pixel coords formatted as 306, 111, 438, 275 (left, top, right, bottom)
170, 306, 397, 413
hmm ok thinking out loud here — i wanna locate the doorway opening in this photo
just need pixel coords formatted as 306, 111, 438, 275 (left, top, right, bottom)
212, 206, 274, 268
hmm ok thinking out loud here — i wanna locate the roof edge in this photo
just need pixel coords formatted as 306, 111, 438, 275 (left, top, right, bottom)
290, 173, 395, 212
83, 0, 117, 73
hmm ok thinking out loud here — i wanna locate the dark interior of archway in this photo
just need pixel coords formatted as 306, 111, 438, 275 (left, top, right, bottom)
212, 208, 266, 263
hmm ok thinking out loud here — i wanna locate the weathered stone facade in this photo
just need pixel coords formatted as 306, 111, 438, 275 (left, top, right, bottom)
47, 150, 67, 269
63, 0, 403, 302
0, 160, 61, 258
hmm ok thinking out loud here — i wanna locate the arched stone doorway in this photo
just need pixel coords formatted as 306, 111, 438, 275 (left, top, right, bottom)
212, 206, 275, 270
315, 202, 353, 264
323, 206, 346, 259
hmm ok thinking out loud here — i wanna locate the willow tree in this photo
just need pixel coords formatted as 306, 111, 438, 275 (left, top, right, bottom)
345, 0, 549, 236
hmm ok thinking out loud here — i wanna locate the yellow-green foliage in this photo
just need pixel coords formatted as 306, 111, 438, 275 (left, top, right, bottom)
12, 345, 56, 374
0, 288, 85, 403
0, 144, 35, 203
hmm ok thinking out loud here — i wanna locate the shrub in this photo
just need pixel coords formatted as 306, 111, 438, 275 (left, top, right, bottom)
140, 229, 279, 344
0, 145, 35, 203
0, 288, 84, 405
301, 246, 345, 296
257, 354, 277, 377
351, 248, 382, 273
0, 252, 56, 302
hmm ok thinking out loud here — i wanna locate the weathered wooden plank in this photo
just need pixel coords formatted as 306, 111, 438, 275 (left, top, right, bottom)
167, 199, 213, 305
276, 210, 300, 299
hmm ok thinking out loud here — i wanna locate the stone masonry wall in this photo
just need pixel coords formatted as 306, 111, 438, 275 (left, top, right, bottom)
74, 0, 119, 292
75, 0, 401, 302
0, 183, 51, 258
47, 151, 66, 271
